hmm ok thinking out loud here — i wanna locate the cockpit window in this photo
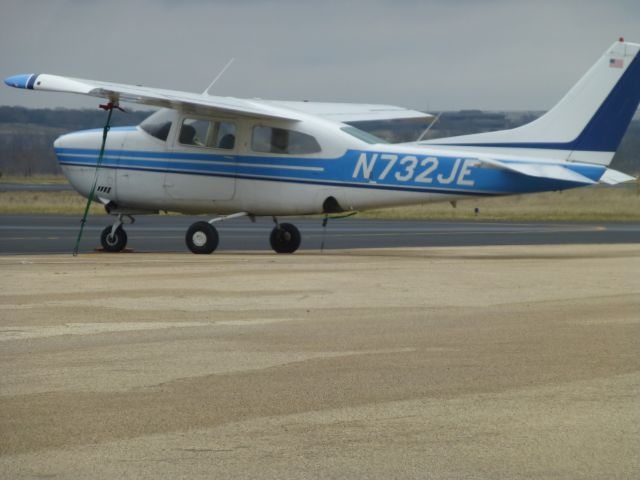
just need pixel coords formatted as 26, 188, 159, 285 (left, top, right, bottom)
179, 118, 236, 149
140, 108, 175, 141
252, 126, 321, 154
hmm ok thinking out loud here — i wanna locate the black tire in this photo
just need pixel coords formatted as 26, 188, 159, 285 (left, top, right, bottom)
186, 221, 219, 254
100, 225, 128, 252
269, 223, 301, 254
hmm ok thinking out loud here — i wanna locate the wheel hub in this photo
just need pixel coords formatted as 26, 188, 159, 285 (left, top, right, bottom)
192, 231, 208, 247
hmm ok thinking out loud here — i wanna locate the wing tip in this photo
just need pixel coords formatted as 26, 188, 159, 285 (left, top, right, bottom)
4, 73, 39, 90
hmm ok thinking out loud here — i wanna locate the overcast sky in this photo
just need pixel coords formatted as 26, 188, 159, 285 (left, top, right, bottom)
1, 0, 638, 112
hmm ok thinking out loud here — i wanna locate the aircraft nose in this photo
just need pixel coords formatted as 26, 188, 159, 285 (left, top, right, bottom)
4, 73, 38, 89
53, 132, 70, 150
53, 130, 84, 159
53, 133, 70, 165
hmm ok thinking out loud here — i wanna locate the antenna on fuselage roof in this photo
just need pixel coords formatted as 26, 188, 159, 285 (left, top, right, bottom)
203, 58, 235, 95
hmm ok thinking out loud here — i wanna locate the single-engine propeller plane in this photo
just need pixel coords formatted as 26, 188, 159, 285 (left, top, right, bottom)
5, 39, 640, 254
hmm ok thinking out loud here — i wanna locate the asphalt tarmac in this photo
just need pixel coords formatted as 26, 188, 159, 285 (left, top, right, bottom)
1, 245, 639, 479
1, 214, 640, 254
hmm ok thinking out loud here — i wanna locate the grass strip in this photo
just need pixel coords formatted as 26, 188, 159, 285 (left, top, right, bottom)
1, 185, 639, 222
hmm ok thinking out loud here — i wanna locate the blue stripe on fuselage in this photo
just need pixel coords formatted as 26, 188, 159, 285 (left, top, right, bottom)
55, 147, 604, 196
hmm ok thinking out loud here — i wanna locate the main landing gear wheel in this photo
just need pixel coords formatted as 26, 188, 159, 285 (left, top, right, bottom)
186, 221, 219, 254
270, 222, 301, 254
100, 225, 128, 252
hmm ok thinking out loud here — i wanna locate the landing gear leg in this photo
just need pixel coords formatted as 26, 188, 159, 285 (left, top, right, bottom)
185, 212, 250, 254
100, 214, 130, 252
270, 217, 301, 254
183, 213, 302, 254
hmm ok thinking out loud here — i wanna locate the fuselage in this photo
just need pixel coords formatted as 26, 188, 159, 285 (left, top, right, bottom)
53, 109, 607, 217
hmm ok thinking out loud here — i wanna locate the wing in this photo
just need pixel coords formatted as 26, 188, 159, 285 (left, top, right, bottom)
5, 73, 432, 124
4, 73, 300, 121
4, 73, 432, 125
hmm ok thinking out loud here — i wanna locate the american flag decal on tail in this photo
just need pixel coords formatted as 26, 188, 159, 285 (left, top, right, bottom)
609, 58, 624, 68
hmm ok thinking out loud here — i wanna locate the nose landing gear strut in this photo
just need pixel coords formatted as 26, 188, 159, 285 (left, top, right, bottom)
100, 214, 134, 252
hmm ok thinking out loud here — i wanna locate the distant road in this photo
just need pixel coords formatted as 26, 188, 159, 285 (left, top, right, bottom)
1, 215, 639, 255
0, 183, 72, 192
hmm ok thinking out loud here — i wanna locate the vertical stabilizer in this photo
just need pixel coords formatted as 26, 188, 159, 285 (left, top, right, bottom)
421, 40, 640, 166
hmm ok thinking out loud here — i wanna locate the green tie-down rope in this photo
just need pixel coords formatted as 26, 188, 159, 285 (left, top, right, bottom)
72, 104, 116, 256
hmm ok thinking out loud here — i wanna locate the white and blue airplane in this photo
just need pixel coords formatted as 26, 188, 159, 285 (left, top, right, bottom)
5, 39, 640, 254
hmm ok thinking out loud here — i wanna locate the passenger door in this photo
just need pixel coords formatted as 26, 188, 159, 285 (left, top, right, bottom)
164, 116, 237, 201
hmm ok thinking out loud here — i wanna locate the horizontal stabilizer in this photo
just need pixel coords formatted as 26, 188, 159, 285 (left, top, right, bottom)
598, 168, 637, 185
478, 157, 596, 184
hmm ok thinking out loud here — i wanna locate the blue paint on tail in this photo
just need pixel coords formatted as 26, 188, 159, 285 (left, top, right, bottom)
427, 50, 640, 153
572, 53, 640, 152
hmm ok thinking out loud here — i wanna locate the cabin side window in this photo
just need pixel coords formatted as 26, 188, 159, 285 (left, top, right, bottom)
179, 118, 236, 149
139, 108, 175, 141
251, 126, 321, 154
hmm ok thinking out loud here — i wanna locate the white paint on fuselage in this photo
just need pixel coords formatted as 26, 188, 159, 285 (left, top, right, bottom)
52, 110, 598, 216
56, 109, 458, 216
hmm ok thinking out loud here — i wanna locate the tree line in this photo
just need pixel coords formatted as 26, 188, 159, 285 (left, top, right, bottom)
0, 106, 638, 176
0, 107, 150, 175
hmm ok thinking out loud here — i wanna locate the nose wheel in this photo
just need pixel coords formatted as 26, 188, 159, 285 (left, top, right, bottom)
100, 214, 132, 252
100, 225, 128, 252
270, 222, 301, 254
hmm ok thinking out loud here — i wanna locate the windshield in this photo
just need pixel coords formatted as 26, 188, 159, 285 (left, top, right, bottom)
341, 126, 388, 144
140, 108, 175, 141
346, 118, 433, 143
